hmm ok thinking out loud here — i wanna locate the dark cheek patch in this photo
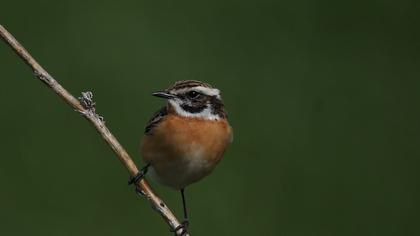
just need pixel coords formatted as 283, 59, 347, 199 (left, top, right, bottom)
210, 96, 227, 118
181, 104, 207, 113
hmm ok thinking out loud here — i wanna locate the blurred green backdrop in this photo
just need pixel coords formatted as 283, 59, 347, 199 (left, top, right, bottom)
1, 1, 419, 235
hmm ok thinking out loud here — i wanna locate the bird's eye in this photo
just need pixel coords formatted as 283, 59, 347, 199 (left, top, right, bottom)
187, 91, 199, 98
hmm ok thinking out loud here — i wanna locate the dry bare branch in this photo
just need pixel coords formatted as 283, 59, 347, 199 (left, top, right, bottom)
0, 24, 188, 236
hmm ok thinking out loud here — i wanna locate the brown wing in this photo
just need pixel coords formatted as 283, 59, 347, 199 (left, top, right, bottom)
144, 106, 168, 134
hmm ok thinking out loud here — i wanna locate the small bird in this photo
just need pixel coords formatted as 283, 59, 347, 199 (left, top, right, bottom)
130, 80, 233, 234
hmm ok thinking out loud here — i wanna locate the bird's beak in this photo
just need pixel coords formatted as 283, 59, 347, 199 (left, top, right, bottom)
152, 91, 176, 99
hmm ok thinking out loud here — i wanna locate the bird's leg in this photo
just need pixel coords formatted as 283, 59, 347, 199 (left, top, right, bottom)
128, 163, 150, 195
170, 188, 189, 235
181, 188, 189, 227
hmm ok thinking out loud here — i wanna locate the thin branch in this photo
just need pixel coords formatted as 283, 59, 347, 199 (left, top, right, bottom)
0, 25, 188, 236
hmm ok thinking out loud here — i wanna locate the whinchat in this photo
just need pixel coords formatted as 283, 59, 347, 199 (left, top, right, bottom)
129, 80, 233, 234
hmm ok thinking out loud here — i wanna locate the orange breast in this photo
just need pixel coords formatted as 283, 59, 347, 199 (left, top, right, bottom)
140, 115, 232, 189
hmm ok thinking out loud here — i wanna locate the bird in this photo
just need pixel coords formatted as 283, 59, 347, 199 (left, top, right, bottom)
129, 80, 233, 234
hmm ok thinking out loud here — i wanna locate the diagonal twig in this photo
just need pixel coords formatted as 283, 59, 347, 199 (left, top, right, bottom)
0, 24, 188, 236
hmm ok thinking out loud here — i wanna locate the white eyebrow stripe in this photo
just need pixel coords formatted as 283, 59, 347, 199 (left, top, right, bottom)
174, 86, 220, 97
194, 86, 220, 96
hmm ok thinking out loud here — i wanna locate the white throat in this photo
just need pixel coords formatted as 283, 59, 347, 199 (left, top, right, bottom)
169, 100, 221, 121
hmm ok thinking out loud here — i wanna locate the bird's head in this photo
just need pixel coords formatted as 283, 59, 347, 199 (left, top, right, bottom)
153, 80, 226, 120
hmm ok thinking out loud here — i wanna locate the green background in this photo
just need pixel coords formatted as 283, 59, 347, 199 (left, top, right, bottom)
1, 1, 419, 235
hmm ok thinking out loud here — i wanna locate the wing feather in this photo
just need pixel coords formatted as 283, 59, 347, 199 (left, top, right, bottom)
144, 106, 168, 134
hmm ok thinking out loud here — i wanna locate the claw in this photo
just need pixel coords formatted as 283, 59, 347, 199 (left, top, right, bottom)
128, 164, 150, 185
170, 221, 188, 236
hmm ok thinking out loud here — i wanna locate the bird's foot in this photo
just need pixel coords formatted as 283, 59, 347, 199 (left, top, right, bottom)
171, 220, 189, 236
128, 164, 150, 195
